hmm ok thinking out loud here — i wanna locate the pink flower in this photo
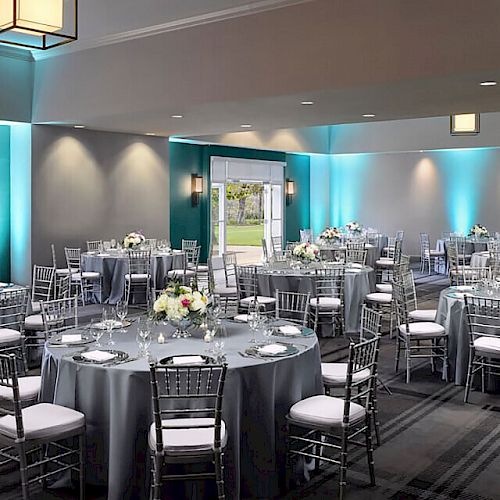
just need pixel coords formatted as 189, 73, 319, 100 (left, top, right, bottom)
181, 298, 191, 308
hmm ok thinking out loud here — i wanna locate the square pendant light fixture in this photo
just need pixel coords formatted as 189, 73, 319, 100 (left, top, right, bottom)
0, 0, 78, 50
450, 113, 480, 136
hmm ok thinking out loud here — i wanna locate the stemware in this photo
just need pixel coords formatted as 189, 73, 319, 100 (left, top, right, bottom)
213, 323, 227, 357
248, 310, 259, 343
115, 300, 128, 333
103, 308, 116, 346
89, 319, 103, 347
136, 329, 151, 357
261, 317, 274, 344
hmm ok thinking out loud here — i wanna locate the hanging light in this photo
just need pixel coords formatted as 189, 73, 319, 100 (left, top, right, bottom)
0, 0, 78, 50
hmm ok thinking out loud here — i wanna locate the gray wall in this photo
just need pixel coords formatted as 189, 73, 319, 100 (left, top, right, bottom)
31, 125, 169, 266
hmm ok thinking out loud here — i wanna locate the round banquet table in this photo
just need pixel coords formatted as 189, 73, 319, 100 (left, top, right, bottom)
257, 265, 375, 334
40, 319, 322, 500
470, 251, 490, 267
437, 238, 489, 256
318, 243, 378, 268
81, 251, 185, 304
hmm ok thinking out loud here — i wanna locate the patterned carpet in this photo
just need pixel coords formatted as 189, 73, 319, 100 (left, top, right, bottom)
1, 271, 499, 499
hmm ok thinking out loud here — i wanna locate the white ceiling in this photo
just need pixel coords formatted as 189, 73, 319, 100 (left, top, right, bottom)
28, 0, 500, 139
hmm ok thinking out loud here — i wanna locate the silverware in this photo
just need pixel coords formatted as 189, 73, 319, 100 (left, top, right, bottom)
103, 356, 140, 367
238, 351, 265, 360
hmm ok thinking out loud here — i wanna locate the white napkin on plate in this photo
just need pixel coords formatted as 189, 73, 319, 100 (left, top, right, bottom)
234, 314, 248, 322
456, 285, 474, 292
279, 325, 301, 336
258, 344, 287, 355
61, 334, 82, 343
82, 351, 116, 362
171, 356, 204, 365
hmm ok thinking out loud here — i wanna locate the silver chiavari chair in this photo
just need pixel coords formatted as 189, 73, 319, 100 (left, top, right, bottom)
125, 249, 152, 308
144, 238, 157, 250
39, 296, 79, 345
213, 254, 238, 316
167, 249, 197, 286
397, 271, 437, 322
321, 306, 384, 445
181, 239, 198, 251
236, 265, 276, 315
86, 240, 102, 252
274, 290, 311, 326
0, 288, 29, 373
271, 236, 282, 257
287, 334, 378, 500
222, 253, 237, 288
345, 248, 367, 265
300, 229, 312, 243
65, 247, 102, 305
375, 254, 410, 294
463, 296, 500, 403
149, 361, 228, 500
393, 277, 448, 383
56, 274, 71, 300
310, 267, 345, 335
0, 353, 86, 500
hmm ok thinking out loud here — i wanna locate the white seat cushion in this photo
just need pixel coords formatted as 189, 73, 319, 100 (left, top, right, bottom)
0, 328, 21, 344
430, 250, 445, 256
72, 271, 101, 281
398, 321, 445, 338
193, 265, 209, 272
0, 376, 41, 401
321, 363, 370, 386
0, 403, 84, 440
473, 336, 500, 356
375, 283, 392, 293
409, 309, 437, 322
55, 268, 71, 276
167, 270, 196, 277
366, 292, 392, 304
24, 314, 44, 330
125, 273, 149, 281
31, 301, 41, 314
214, 286, 237, 297
240, 296, 276, 305
289, 395, 365, 428
309, 297, 341, 310
376, 259, 394, 267
148, 418, 227, 455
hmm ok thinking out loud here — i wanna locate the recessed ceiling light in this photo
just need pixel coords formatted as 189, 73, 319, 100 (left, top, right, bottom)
240, 124, 252, 128
362, 114, 376, 118
146, 133, 156, 136
301, 100, 314, 105
171, 114, 183, 119
73, 125, 85, 128
480, 80, 497, 86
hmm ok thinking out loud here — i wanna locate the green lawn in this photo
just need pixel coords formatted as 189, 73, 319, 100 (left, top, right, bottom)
226, 224, 263, 246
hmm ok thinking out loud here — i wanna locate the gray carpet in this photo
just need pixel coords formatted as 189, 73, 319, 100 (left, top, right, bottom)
1, 272, 500, 499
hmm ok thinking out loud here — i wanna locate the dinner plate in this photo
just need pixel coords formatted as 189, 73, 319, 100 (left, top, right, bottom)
271, 326, 314, 337
72, 349, 128, 365
233, 314, 249, 322
48, 332, 95, 346
246, 343, 299, 358
159, 354, 215, 366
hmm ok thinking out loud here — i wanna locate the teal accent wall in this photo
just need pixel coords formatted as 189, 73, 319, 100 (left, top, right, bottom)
169, 142, 310, 259
0, 126, 10, 281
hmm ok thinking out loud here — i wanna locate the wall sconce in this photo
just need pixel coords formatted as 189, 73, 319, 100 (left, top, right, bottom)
191, 174, 203, 207
286, 179, 295, 205
450, 113, 480, 136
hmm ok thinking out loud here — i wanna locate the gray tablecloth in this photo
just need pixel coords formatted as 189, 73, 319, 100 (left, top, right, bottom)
40, 320, 322, 500
438, 239, 488, 255
257, 267, 375, 334
82, 252, 185, 304
470, 251, 490, 267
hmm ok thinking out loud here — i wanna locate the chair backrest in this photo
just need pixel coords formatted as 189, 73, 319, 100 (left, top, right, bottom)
149, 362, 227, 453
127, 249, 152, 275
144, 238, 157, 249
236, 265, 258, 300
64, 248, 82, 273
359, 305, 382, 341
185, 246, 201, 269
222, 252, 237, 287
345, 248, 367, 265
366, 232, 380, 247
392, 276, 414, 331
56, 274, 71, 299
464, 296, 500, 348
87, 240, 102, 252
300, 229, 312, 243
40, 296, 78, 339
51, 243, 58, 268
393, 254, 410, 279
0, 354, 24, 439
274, 290, 310, 326
0, 288, 29, 332
343, 335, 379, 418
314, 267, 345, 300
396, 230, 404, 241
182, 239, 198, 251
395, 271, 419, 312
32, 265, 56, 304
487, 240, 500, 253
346, 241, 365, 252
271, 236, 282, 256
420, 233, 430, 256
459, 266, 491, 286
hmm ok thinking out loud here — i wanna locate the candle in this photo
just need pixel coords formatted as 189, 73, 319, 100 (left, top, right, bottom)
157, 333, 165, 344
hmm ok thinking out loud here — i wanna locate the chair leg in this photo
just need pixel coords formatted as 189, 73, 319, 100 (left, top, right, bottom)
18, 442, 29, 500
214, 450, 225, 500
79, 432, 86, 500
481, 360, 486, 393
39, 444, 47, 490
371, 387, 381, 447
442, 338, 449, 382
152, 453, 162, 500
338, 428, 348, 500
405, 340, 411, 384
394, 336, 401, 372
365, 415, 376, 486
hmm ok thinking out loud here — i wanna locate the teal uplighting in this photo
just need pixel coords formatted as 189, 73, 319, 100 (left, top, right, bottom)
438, 148, 491, 234
0, 126, 10, 282
330, 154, 368, 227
309, 154, 331, 236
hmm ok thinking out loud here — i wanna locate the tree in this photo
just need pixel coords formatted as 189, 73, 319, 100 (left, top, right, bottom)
226, 183, 261, 224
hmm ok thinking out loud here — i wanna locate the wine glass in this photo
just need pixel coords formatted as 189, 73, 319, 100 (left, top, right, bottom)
136, 329, 151, 357
248, 310, 259, 344
89, 319, 103, 348
211, 295, 222, 321
262, 317, 274, 345
213, 323, 227, 357
103, 308, 116, 346
115, 301, 128, 333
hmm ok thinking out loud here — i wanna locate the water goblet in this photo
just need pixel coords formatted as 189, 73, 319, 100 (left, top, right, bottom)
248, 310, 259, 343
261, 317, 274, 344
213, 323, 227, 358
89, 319, 103, 347
115, 300, 128, 333
103, 308, 116, 346
136, 330, 151, 357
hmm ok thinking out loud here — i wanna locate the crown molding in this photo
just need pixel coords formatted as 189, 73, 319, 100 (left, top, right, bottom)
0, 45, 34, 62
33, 0, 314, 61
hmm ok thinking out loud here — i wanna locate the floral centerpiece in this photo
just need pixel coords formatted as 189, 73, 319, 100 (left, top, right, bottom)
469, 224, 489, 239
345, 221, 362, 234
151, 282, 209, 338
292, 242, 320, 264
123, 231, 145, 249
319, 226, 342, 243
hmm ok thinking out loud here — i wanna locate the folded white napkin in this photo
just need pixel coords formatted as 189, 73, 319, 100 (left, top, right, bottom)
456, 285, 474, 292
171, 356, 204, 365
82, 350, 116, 362
97, 253, 110, 257
258, 344, 287, 355
234, 314, 248, 322
347, 268, 362, 273
279, 325, 301, 336
61, 334, 82, 343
